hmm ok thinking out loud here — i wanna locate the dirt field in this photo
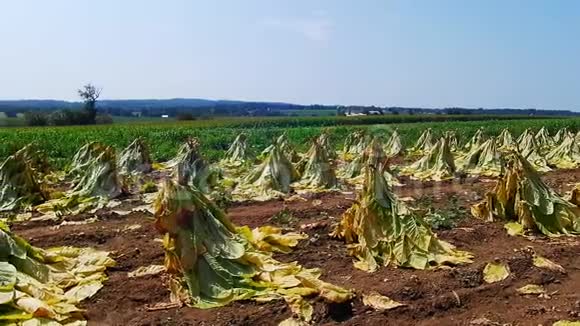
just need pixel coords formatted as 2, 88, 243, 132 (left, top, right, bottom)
11, 169, 580, 326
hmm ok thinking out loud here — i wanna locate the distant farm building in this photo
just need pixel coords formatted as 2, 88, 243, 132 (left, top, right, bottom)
345, 109, 385, 116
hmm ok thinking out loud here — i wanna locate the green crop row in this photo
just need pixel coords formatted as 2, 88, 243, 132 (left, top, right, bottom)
1, 116, 579, 168
1, 113, 543, 129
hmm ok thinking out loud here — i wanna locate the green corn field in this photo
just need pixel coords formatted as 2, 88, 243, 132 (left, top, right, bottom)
1, 115, 579, 168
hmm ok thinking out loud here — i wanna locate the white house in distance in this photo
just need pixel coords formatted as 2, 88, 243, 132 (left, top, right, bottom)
345, 109, 385, 116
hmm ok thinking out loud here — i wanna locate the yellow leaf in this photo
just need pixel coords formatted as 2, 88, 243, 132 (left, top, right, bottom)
516, 284, 545, 295
278, 287, 318, 297
122, 224, 142, 232
284, 295, 313, 322
15, 212, 33, 222
504, 222, 523, 236
532, 254, 565, 274
483, 262, 510, 283
553, 321, 580, 326
21, 318, 65, 326
362, 292, 405, 311
15, 297, 56, 319
271, 275, 302, 289
295, 270, 353, 303
151, 162, 166, 171
127, 265, 165, 278
52, 301, 82, 315
243, 225, 307, 254
64, 281, 103, 303
278, 317, 308, 326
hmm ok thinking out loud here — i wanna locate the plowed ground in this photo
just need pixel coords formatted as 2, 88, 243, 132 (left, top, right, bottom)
10, 169, 580, 326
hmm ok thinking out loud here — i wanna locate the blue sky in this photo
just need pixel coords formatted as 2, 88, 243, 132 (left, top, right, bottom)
1, 1, 579, 109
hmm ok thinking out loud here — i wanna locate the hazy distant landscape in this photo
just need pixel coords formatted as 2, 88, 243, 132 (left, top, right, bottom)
1, 97, 578, 127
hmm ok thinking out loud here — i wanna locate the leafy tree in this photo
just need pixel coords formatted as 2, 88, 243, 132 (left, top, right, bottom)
23, 111, 48, 126
78, 83, 102, 124
48, 110, 74, 126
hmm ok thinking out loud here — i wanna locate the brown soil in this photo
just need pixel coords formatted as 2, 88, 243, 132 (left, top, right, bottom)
10, 169, 580, 326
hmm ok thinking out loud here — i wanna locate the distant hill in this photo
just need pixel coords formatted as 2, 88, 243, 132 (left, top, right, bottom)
0, 99, 577, 118
0, 100, 80, 111
98, 98, 246, 108
0, 99, 240, 111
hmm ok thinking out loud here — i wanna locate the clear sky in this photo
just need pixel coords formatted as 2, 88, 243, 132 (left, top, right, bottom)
1, 1, 579, 109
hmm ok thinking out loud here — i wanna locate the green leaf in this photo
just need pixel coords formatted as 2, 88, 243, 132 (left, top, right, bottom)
0, 229, 27, 259
0, 261, 17, 291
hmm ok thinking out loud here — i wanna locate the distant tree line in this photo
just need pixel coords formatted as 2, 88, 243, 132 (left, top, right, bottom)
22, 84, 113, 126
24, 110, 113, 126
97, 102, 336, 118
2, 91, 578, 127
